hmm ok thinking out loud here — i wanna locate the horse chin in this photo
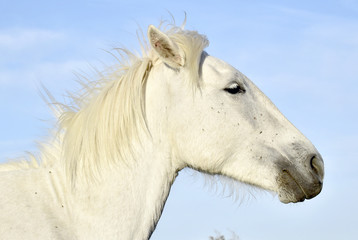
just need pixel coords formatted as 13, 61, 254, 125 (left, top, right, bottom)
276, 170, 308, 204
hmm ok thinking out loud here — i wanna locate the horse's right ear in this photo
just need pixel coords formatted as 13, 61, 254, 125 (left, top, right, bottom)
147, 25, 185, 69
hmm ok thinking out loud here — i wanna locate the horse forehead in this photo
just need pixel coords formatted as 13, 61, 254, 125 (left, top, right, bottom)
202, 55, 237, 81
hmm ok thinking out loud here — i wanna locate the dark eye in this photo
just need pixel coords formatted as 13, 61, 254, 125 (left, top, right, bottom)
224, 83, 246, 94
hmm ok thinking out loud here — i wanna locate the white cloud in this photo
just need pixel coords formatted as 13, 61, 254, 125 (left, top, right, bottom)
0, 27, 110, 89
0, 28, 66, 50
0, 60, 90, 87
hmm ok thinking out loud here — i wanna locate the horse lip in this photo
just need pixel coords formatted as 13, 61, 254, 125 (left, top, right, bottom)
278, 166, 324, 203
278, 169, 307, 203
283, 169, 309, 199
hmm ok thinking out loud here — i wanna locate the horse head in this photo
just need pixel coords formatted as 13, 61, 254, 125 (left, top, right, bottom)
145, 25, 324, 203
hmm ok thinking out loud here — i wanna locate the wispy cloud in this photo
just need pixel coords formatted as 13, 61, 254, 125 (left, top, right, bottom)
0, 59, 91, 88
0, 26, 108, 90
0, 28, 66, 50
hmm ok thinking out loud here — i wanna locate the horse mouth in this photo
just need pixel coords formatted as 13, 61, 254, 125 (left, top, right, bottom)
277, 169, 322, 204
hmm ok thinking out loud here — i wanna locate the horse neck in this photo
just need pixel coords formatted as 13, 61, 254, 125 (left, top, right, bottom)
58, 60, 181, 239
70, 144, 178, 240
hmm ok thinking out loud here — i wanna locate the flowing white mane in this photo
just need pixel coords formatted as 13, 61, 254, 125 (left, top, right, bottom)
2, 23, 209, 186
61, 25, 208, 184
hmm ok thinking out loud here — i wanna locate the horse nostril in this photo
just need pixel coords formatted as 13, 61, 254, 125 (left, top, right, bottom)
310, 155, 324, 182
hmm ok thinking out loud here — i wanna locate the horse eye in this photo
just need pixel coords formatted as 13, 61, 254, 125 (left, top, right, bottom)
224, 83, 246, 94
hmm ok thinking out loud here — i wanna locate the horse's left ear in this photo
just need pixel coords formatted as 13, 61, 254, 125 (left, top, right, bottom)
147, 25, 185, 68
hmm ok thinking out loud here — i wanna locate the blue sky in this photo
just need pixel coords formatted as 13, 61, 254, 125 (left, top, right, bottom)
1, 0, 357, 239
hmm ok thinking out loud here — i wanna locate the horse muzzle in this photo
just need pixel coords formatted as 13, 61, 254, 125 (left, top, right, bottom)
277, 155, 324, 204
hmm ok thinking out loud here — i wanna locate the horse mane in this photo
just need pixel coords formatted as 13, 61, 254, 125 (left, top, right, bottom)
60, 55, 153, 184
0, 22, 209, 184
53, 22, 209, 185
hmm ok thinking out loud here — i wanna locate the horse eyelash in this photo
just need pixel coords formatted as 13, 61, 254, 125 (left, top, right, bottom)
224, 83, 246, 94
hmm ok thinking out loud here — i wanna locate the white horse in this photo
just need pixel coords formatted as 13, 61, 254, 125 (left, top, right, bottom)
0, 23, 324, 240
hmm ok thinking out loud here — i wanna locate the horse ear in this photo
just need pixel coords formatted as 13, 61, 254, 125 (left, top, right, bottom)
147, 25, 185, 68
